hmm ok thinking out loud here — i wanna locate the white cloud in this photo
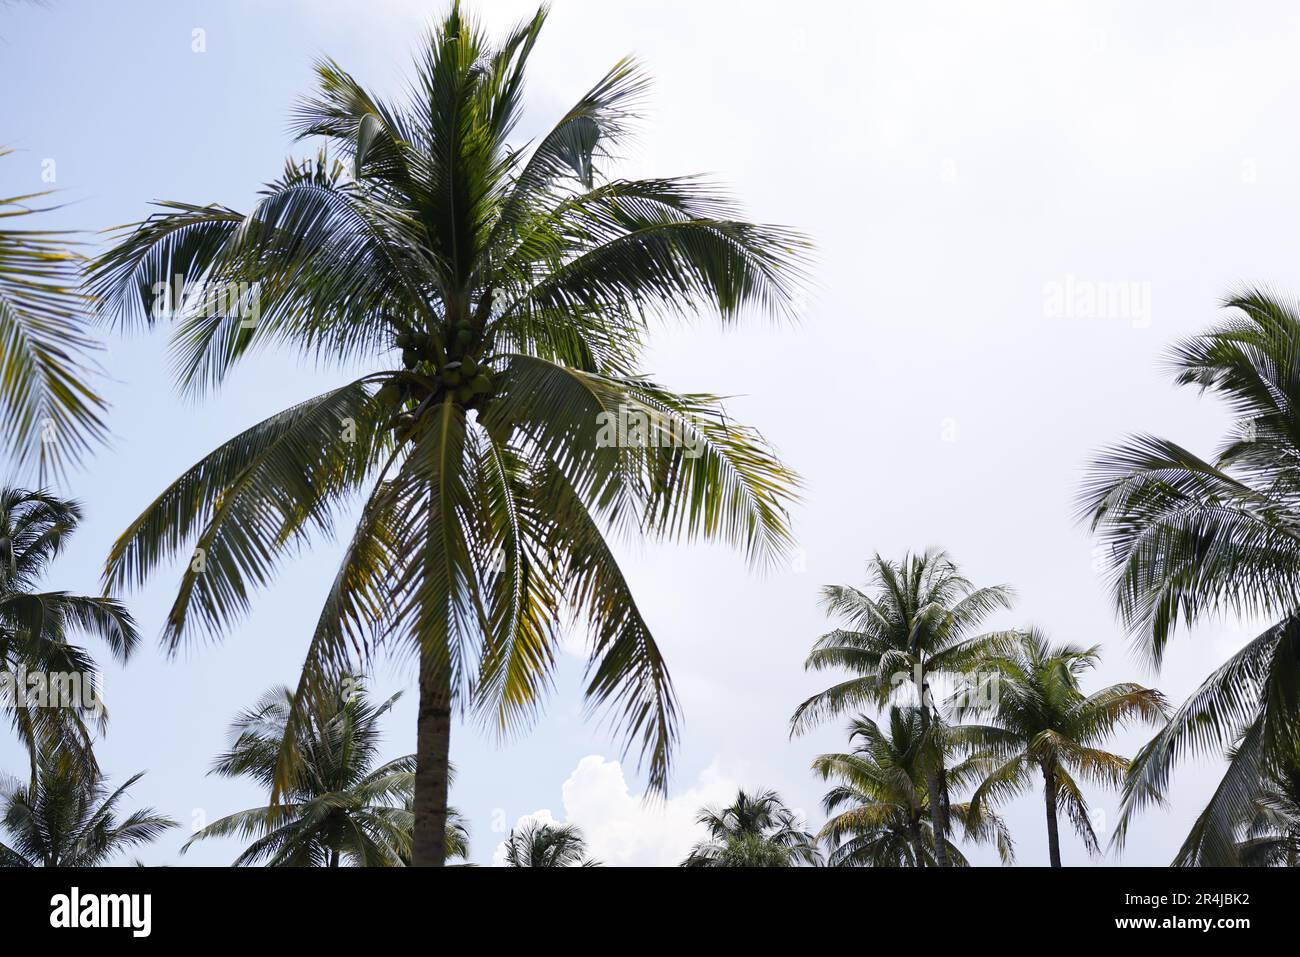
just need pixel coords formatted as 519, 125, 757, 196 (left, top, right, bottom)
493, 755, 741, 867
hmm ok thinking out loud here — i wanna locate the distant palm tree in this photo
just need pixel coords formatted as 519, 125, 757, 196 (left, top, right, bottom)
0, 487, 137, 769
0, 148, 107, 477
791, 550, 1014, 865
88, 1, 806, 866
955, 629, 1166, 866
501, 821, 597, 867
681, 788, 821, 867
1080, 292, 1300, 863
0, 752, 176, 866
183, 681, 466, 866
814, 707, 1013, 867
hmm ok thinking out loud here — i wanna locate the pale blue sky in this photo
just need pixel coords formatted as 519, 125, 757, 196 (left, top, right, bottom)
4, 0, 1300, 866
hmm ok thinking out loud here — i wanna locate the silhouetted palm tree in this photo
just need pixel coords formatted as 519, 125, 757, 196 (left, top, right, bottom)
681, 788, 821, 867
792, 550, 1014, 865
89, 1, 806, 865
0, 487, 137, 770
501, 821, 597, 867
0, 752, 175, 866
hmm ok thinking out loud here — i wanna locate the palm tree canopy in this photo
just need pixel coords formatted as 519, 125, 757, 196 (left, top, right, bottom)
501, 820, 596, 867
681, 788, 821, 866
814, 708, 1014, 867
0, 148, 108, 478
792, 549, 1015, 734
0, 487, 138, 765
88, 0, 808, 801
0, 752, 176, 867
953, 628, 1166, 857
1080, 291, 1300, 862
182, 680, 457, 866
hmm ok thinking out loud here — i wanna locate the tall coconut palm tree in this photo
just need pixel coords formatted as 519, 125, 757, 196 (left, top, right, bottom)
681, 788, 821, 867
791, 550, 1014, 865
0, 148, 108, 478
87, 2, 806, 866
814, 707, 1013, 867
1080, 291, 1300, 864
0, 751, 176, 866
183, 680, 465, 866
501, 820, 596, 867
954, 629, 1166, 866
0, 487, 137, 769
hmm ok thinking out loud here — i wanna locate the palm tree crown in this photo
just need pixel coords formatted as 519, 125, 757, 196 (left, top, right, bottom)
681, 788, 821, 866
814, 708, 1013, 867
88, 1, 806, 865
501, 821, 596, 867
955, 629, 1166, 866
183, 680, 462, 866
0, 752, 176, 866
1080, 291, 1300, 864
0, 487, 138, 766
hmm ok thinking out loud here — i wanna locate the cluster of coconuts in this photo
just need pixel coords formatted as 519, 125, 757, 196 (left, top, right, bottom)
377, 322, 495, 429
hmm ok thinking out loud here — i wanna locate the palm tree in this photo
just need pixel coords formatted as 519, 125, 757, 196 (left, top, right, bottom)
791, 550, 1014, 865
1230, 746, 1300, 867
954, 629, 1166, 866
501, 821, 597, 867
681, 788, 820, 867
88, 2, 806, 866
0, 487, 137, 769
814, 708, 1013, 867
0, 751, 176, 866
1175, 739, 1300, 867
183, 680, 466, 866
0, 148, 107, 477
1079, 291, 1300, 864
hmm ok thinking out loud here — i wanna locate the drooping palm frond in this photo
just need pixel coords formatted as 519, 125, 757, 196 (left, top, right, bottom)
0, 150, 108, 478
1081, 291, 1300, 862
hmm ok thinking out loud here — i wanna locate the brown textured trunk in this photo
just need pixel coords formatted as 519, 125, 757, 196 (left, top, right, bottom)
411, 646, 451, 867
1043, 763, 1062, 868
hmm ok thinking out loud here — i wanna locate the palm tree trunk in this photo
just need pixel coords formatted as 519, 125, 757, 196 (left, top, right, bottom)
908, 819, 928, 867
411, 646, 452, 867
918, 675, 952, 867
328, 849, 340, 868
926, 766, 951, 867
1042, 763, 1062, 868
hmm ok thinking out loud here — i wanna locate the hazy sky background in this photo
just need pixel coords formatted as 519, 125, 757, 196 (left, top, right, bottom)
4, 0, 1299, 866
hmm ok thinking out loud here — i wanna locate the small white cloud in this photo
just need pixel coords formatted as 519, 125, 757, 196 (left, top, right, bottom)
493, 755, 740, 866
